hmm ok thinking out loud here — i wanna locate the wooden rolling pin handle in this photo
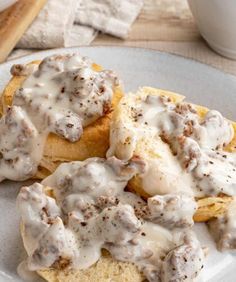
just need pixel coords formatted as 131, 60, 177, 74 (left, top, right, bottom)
0, 0, 47, 63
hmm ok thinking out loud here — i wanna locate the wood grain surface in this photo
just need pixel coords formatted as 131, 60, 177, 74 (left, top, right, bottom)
92, 0, 236, 75
0, 0, 47, 63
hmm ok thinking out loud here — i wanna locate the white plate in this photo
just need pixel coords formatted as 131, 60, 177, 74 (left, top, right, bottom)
0, 46, 236, 282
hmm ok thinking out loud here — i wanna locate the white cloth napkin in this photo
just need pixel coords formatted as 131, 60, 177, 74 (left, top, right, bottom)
16, 0, 143, 49
75, 0, 144, 39
17, 0, 97, 49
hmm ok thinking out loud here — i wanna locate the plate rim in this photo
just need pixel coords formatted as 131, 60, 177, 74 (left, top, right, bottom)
2, 45, 236, 80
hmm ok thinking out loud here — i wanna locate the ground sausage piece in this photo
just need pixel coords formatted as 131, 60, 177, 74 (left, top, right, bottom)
161, 233, 204, 282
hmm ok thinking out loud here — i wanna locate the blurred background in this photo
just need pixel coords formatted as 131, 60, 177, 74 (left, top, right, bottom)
0, 0, 236, 75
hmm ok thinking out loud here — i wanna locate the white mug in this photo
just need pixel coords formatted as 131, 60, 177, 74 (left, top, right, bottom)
188, 0, 236, 60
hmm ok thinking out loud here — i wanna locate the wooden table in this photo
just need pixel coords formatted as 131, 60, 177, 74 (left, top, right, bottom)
93, 0, 236, 76
7, 0, 236, 76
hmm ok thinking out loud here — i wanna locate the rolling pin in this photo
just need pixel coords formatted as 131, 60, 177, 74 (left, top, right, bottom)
0, 0, 47, 63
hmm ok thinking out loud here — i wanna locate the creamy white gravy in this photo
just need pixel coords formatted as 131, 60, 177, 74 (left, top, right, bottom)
108, 90, 236, 256
108, 92, 236, 198
17, 157, 204, 282
17, 260, 40, 282
208, 197, 236, 251
0, 54, 118, 181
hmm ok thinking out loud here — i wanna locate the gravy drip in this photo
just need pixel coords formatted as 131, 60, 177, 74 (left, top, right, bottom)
208, 197, 236, 251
